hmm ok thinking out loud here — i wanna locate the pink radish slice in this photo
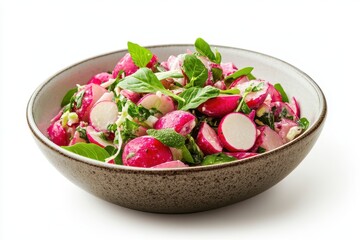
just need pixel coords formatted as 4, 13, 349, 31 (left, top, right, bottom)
69, 131, 86, 146
287, 97, 301, 118
196, 122, 223, 155
256, 126, 284, 151
74, 84, 107, 122
213, 80, 226, 90
47, 120, 69, 146
120, 89, 141, 103
237, 80, 269, 109
229, 75, 249, 89
151, 160, 188, 168
86, 126, 115, 148
137, 93, 175, 116
267, 83, 282, 102
275, 119, 298, 143
224, 152, 257, 160
221, 62, 238, 77
96, 92, 114, 104
218, 112, 257, 152
122, 136, 173, 168
154, 110, 196, 136
87, 72, 112, 85
198, 95, 240, 118
90, 101, 118, 132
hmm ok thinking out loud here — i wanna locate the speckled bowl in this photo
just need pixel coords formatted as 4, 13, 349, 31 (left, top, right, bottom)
27, 45, 326, 213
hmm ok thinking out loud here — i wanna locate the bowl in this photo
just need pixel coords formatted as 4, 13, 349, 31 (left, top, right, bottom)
27, 45, 327, 213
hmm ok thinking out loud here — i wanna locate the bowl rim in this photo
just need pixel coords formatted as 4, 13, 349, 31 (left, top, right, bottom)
26, 44, 327, 174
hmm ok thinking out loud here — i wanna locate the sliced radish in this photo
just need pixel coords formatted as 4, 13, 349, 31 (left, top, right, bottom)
221, 62, 238, 77
287, 97, 301, 118
154, 110, 196, 136
196, 122, 223, 155
267, 83, 282, 102
86, 126, 115, 148
237, 80, 269, 109
218, 112, 257, 152
89, 101, 118, 132
120, 89, 141, 103
69, 131, 86, 146
137, 93, 175, 116
151, 160, 188, 168
229, 75, 249, 89
197, 95, 240, 118
256, 126, 284, 151
275, 118, 299, 143
96, 92, 114, 104
170, 147, 183, 160
213, 80, 226, 90
223, 152, 257, 160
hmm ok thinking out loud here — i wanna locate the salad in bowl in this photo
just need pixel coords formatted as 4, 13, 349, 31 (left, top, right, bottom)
47, 38, 309, 168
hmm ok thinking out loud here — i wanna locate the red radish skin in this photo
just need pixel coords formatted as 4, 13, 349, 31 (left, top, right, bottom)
198, 95, 240, 118
151, 160, 188, 168
218, 113, 257, 152
74, 84, 107, 122
137, 93, 175, 116
221, 62, 238, 77
112, 53, 158, 78
237, 80, 269, 109
288, 97, 301, 118
86, 126, 114, 148
267, 83, 282, 102
154, 110, 196, 136
229, 75, 249, 89
90, 101, 118, 132
87, 72, 112, 85
69, 131, 86, 146
122, 136, 173, 168
196, 122, 223, 155
224, 152, 257, 160
47, 120, 69, 146
120, 89, 141, 103
256, 126, 284, 151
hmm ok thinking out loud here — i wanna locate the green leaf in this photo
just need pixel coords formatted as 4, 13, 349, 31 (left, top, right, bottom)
185, 135, 203, 164
104, 145, 123, 165
117, 68, 184, 103
298, 117, 310, 130
178, 86, 220, 111
61, 88, 77, 107
240, 100, 251, 114
225, 67, 254, 81
155, 70, 183, 80
201, 153, 237, 166
219, 88, 240, 95
195, 38, 220, 63
147, 128, 186, 148
120, 118, 139, 143
211, 67, 223, 81
62, 143, 110, 161
251, 82, 265, 92
74, 90, 85, 109
180, 145, 194, 164
274, 83, 289, 103
257, 147, 266, 153
183, 54, 208, 88
127, 41, 153, 68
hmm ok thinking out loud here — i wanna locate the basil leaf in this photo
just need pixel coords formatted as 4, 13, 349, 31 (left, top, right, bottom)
127, 41, 153, 68
61, 88, 77, 107
178, 86, 220, 110
147, 128, 186, 148
274, 83, 289, 103
62, 143, 110, 161
211, 67, 223, 81
117, 68, 184, 103
298, 117, 310, 130
201, 153, 237, 166
155, 70, 183, 81
225, 67, 254, 80
183, 54, 208, 88
195, 38, 220, 64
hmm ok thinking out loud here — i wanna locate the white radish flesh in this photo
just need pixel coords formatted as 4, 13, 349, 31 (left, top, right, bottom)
86, 126, 115, 148
196, 122, 223, 155
151, 160, 188, 168
218, 112, 257, 151
90, 101, 118, 132
137, 93, 175, 116
258, 126, 284, 151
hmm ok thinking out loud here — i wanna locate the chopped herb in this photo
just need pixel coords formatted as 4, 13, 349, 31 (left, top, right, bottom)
201, 153, 237, 166
74, 90, 85, 109
298, 117, 310, 130
257, 147, 266, 153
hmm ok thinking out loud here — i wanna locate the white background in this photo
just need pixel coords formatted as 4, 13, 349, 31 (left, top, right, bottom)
1, 0, 359, 239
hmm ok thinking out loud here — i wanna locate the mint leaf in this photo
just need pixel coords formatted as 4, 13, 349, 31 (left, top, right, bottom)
225, 67, 254, 81
178, 86, 220, 110
155, 70, 183, 81
183, 54, 208, 88
61, 88, 77, 107
195, 38, 221, 64
147, 128, 186, 148
62, 143, 110, 161
274, 83, 289, 103
127, 41, 153, 68
201, 153, 237, 166
298, 117, 310, 130
117, 68, 184, 103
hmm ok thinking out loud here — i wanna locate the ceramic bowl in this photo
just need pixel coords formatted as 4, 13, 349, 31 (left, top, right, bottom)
27, 45, 326, 213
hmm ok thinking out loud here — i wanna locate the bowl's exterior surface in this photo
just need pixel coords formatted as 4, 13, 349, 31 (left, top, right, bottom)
27, 45, 326, 213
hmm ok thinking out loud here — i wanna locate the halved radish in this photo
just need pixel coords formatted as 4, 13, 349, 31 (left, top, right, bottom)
89, 101, 118, 132
137, 93, 175, 116
256, 125, 284, 151
196, 122, 223, 155
86, 125, 115, 148
223, 152, 257, 160
74, 84, 107, 122
120, 89, 141, 103
151, 160, 188, 168
275, 118, 299, 143
267, 83, 282, 102
87, 72, 112, 85
112, 53, 158, 78
236, 80, 269, 109
218, 112, 257, 152
197, 95, 240, 118
154, 110, 196, 136
47, 120, 69, 146
229, 75, 249, 89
